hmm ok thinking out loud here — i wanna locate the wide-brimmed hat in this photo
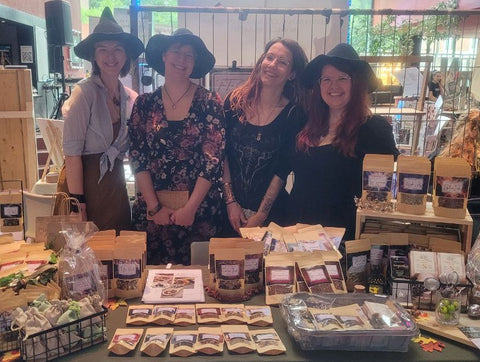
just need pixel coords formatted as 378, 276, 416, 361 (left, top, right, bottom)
74, 7, 144, 61
301, 43, 378, 92
145, 28, 215, 79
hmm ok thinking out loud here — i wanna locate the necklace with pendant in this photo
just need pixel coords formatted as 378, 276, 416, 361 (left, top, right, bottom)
163, 83, 192, 110
255, 101, 281, 142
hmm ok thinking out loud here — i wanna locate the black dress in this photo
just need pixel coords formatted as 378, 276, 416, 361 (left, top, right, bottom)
289, 115, 399, 240
429, 81, 441, 99
225, 97, 306, 226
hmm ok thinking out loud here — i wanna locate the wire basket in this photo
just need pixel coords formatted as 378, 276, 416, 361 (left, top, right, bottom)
1, 310, 19, 353
19, 306, 108, 361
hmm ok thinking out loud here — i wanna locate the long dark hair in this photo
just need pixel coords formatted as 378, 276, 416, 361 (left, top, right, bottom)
296, 60, 372, 156
228, 38, 308, 122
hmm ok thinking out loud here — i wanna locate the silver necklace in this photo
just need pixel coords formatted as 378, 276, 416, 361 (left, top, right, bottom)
163, 83, 192, 110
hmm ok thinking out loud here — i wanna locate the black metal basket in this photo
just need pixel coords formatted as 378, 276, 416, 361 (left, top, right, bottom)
1, 310, 19, 353
19, 306, 108, 361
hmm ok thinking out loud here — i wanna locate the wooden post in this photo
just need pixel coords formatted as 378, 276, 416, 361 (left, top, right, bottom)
0, 69, 37, 190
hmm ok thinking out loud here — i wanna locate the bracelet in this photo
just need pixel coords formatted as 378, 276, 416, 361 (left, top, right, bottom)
70, 193, 86, 203
222, 182, 236, 204
148, 203, 163, 217
226, 200, 237, 206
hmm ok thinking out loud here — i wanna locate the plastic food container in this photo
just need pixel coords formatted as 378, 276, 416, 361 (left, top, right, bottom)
280, 292, 418, 352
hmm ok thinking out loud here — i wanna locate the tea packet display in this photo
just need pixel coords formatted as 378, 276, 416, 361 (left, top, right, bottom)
220, 304, 246, 324
140, 327, 173, 356
245, 305, 273, 326
108, 328, 144, 355
113, 237, 146, 299
173, 304, 196, 326
297, 256, 334, 293
345, 239, 371, 292
221, 324, 256, 354
215, 249, 245, 302
251, 328, 286, 355
433, 157, 471, 219
196, 304, 222, 324
169, 330, 197, 357
126, 304, 153, 325
195, 326, 224, 355
265, 253, 296, 305
208, 238, 263, 301
396, 155, 431, 214
362, 154, 394, 202
151, 305, 177, 325
324, 257, 347, 293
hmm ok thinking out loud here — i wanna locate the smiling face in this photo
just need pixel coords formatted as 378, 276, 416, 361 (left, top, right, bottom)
319, 64, 352, 112
163, 43, 196, 79
433, 72, 442, 83
94, 40, 127, 77
260, 42, 294, 89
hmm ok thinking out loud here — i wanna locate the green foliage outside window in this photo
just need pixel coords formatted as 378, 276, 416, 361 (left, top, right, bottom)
350, 0, 460, 56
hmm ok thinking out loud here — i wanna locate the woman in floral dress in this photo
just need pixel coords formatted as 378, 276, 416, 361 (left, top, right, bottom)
128, 29, 225, 265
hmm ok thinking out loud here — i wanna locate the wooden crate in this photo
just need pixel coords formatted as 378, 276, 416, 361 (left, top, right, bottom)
0, 69, 37, 190
355, 201, 474, 253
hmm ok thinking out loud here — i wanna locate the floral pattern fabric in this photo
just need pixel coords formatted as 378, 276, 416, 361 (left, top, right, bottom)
128, 86, 225, 265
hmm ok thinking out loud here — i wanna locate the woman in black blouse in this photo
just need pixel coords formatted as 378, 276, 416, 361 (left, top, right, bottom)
222, 38, 308, 233
289, 43, 399, 241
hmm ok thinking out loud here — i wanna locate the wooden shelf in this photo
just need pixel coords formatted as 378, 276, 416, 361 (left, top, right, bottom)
355, 202, 473, 253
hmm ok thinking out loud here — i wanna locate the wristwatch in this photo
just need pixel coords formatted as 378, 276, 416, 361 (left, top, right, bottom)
148, 203, 162, 217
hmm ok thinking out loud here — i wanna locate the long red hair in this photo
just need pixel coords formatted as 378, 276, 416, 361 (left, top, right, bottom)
228, 38, 307, 122
296, 60, 372, 157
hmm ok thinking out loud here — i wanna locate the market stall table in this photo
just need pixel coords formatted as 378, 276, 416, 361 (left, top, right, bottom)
52, 266, 480, 361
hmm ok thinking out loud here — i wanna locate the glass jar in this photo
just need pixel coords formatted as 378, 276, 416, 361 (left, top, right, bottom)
435, 295, 461, 326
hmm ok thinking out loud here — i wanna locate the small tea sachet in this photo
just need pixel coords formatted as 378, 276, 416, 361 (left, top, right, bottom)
140, 327, 173, 356
108, 328, 144, 355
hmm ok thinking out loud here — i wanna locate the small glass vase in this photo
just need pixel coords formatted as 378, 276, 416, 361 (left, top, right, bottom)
435, 295, 461, 326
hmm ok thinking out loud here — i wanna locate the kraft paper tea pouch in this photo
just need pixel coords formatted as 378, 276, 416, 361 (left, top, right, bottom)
208, 238, 247, 293
309, 310, 343, 331
195, 327, 224, 355
324, 257, 347, 293
245, 305, 273, 326
220, 304, 246, 324
151, 305, 177, 325
169, 330, 197, 357
196, 304, 222, 324
173, 304, 196, 326
215, 249, 245, 302
108, 328, 143, 355
126, 304, 153, 325
140, 327, 173, 357
221, 324, 255, 354
433, 157, 471, 219
244, 241, 264, 297
297, 256, 334, 293
362, 154, 394, 202
265, 253, 295, 305
396, 155, 431, 214
113, 246, 144, 299
251, 328, 286, 355
345, 239, 371, 292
